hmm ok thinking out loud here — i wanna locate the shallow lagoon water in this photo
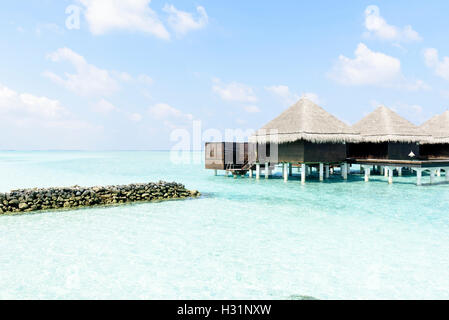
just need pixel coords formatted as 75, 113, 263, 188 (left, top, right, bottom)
0, 151, 448, 299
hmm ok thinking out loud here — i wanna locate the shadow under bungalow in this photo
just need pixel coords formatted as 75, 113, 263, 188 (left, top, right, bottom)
205, 98, 449, 186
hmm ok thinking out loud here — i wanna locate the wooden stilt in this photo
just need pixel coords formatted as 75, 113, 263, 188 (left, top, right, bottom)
319, 163, 324, 182
430, 170, 435, 184
265, 162, 269, 179
301, 164, 306, 185
325, 165, 330, 179
388, 167, 393, 184
284, 163, 288, 182
437, 169, 441, 177
214, 169, 218, 176
398, 167, 402, 177
416, 169, 422, 186
342, 163, 348, 180
256, 163, 260, 180
249, 169, 253, 178
363, 165, 371, 182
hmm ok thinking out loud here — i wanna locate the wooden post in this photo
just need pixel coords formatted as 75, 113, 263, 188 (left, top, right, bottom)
265, 162, 269, 179
384, 167, 388, 178
301, 164, 306, 185
414, 169, 422, 186
319, 163, 324, 182
284, 163, 288, 182
249, 169, 253, 178
388, 167, 393, 184
363, 165, 370, 182
398, 167, 402, 177
325, 165, 330, 179
437, 169, 441, 177
342, 163, 347, 180
214, 170, 218, 176
256, 163, 260, 180
430, 170, 435, 184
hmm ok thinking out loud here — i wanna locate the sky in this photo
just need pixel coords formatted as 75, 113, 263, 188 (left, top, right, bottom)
1, 0, 449, 150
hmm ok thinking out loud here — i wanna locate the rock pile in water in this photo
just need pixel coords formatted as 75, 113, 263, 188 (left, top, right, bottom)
0, 181, 200, 214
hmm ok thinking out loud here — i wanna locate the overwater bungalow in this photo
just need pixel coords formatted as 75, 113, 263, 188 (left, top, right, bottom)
346, 105, 446, 185
420, 111, 449, 159
206, 98, 358, 183
205, 102, 449, 186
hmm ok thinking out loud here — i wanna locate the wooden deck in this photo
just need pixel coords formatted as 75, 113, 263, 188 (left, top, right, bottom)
348, 158, 449, 168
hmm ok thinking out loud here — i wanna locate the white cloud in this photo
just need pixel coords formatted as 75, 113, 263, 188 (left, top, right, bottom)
78, 0, 170, 39
364, 5, 421, 42
243, 105, 260, 113
163, 5, 208, 36
0, 82, 97, 133
148, 103, 193, 129
148, 103, 193, 121
137, 74, 154, 86
266, 85, 321, 105
44, 47, 119, 96
0, 83, 67, 120
424, 48, 449, 81
212, 79, 258, 103
128, 113, 143, 122
265, 85, 299, 105
92, 99, 118, 114
329, 43, 427, 90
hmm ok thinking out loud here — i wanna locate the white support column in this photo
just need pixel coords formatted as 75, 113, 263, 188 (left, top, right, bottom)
283, 163, 288, 182
341, 163, 348, 180
214, 169, 218, 176
325, 165, 330, 179
430, 169, 435, 185
416, 169, 422, 186
256, 163, 260, 180
398, 167, 402, 177
384, 167, 388, 178
289, 163, 293, 177
388, 167, 393, 184
363, 165, 371, 182
265, 162, 269, 179
330, 167, 334, 175
281, 163, 285, 178
319, 163, 324, 182
437, 169, 441, 177
301, 164, 306, 185
347, 164, 351, 176
380, 166, 384, 176
249, 169, 253, 179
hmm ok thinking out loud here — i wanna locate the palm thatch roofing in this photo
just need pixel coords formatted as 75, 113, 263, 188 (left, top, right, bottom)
352, 106, 430, 143
420, 110, 449, 144
249, 98, 359, 144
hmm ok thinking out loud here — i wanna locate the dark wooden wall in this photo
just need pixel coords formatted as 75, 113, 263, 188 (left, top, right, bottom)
388, 142, 420, 160
303, 142, 347, 163
420, 144, 449, 159
347, 142, 388, 159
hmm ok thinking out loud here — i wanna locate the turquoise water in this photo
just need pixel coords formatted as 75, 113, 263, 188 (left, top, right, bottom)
0, 151, 449, 299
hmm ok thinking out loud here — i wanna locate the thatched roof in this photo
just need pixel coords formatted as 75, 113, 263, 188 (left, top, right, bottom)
250, 98, 359, 144
352, 106, 430, 143
420, 110, 449, 144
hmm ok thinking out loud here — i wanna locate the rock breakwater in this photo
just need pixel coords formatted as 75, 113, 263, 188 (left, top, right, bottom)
0, 181, 200, 214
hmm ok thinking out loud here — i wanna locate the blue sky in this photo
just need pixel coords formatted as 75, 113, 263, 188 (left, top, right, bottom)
1, 0, 449, 150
